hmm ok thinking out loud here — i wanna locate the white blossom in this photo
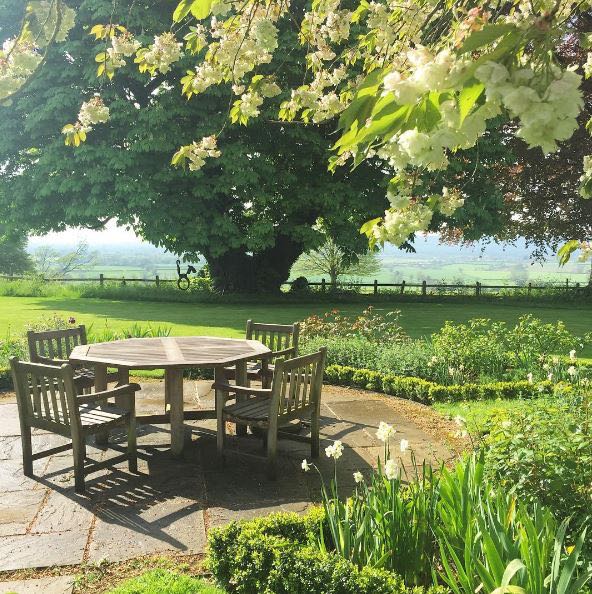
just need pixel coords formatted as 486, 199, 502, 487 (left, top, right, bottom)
353, 471, 364, 483
325, 440, 344, 459
376, 421, 395, 442
384, 459, 398, 480
301, 459, 311, 472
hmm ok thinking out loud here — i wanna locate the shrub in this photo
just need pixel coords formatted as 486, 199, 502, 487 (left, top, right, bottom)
300, 307, 408, 343
482, 392, 592, 539
290, 276, 310, 293
324, 364, 553, 404
206, 510, 445, 594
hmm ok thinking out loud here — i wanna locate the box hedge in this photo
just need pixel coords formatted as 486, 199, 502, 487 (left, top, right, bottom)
324, 364, 553, 403
206, 510, 447, 594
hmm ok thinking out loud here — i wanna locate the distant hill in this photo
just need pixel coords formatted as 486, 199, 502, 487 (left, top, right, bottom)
27, 232, 590, 284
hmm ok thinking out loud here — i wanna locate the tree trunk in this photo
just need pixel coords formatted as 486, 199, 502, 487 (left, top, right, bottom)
206, 235, 303, 293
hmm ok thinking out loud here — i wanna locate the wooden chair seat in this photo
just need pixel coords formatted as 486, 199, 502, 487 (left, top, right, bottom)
215, 348, 327, 479
11, 358, 139, 494
79, 404, 130, 428
223, 396, 272, 423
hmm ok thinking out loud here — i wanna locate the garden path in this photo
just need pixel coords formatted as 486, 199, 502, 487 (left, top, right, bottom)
0, 380, 454, 574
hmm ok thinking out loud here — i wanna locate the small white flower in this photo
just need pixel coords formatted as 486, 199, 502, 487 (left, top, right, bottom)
527, 372, 533, 384
325, 441, 344, 460
376, 421, 395, 442
400, 439, 409, 452
547, 373, 553, 381
569, 349, 577, 361
301, 459, 310, 472
501, 420, 512, 428
454, 415, 466, 427
448, 367, 455, 376
353, 471, 364, 484
567, 365, 577, 377
384, 459, 398, 480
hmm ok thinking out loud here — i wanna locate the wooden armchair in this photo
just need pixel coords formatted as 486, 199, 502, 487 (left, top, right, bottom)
224, 320, 300, 388
10, 357, 139, 494
27, 326, 118, 390
214, 347, 327, 479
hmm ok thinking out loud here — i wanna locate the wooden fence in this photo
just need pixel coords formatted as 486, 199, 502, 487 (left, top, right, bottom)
0, 274, 586, 296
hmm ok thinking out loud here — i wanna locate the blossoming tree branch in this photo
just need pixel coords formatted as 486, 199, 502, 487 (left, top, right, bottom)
2, 0, 591, 258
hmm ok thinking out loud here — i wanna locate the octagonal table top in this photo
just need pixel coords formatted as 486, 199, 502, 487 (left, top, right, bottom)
69, 336, 271, 370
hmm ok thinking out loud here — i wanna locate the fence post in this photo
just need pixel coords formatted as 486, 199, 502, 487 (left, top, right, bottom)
400, 280, 405, 295
421, 280, 427, 296
475, 281, 481, 297
566, 278, 569, 290
155, 274, 160, 287
528, 282, 532, 297
122, 276, 126, 286
373, 279, 378, 295
99, 273, 104, 286
321, 278, 326, 293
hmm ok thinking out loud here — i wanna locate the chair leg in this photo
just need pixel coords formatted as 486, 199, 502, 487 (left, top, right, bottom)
21, 426, 33, 477
266, 427, 278, 480
72, 437, 85, 494
217, 407, 226, 463
127, 414, 137, 473
311, 411, 320, 459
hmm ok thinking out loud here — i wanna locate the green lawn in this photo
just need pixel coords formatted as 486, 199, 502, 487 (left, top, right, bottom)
1, 295, 591, 354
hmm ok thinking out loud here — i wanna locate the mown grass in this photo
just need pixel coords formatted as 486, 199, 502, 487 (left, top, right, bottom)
1, 295, 590, 354
106, 570, 224, 594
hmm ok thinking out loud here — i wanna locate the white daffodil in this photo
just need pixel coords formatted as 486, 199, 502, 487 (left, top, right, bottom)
376, 421, 395, 442
301, 459, 311, 472
384, 459, 398, 480
325, 440, 344, 460
353, 471, 364, 484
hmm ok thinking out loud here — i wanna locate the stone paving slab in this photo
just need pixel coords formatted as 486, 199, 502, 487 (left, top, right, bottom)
0, 380, 450, 572
88, 497, 206, 562
0, 575, 74, 594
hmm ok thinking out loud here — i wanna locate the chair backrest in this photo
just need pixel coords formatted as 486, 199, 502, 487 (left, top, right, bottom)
245, 320, 300, 357
269, 348, 327, 421
9, 357, 80, 434
27, 325, 87, 363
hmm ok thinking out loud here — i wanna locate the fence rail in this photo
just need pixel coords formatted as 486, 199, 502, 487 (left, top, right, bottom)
0, 273, 587, 296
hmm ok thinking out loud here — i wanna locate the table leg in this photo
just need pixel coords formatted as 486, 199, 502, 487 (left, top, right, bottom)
235, 360, 248, 436
167, 368, 185, 456
94, 363, 109, 446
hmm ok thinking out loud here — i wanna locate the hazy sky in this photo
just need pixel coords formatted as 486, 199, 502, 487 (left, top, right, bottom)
27, 221, 145, 247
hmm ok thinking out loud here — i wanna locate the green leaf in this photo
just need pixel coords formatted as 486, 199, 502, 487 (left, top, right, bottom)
173, 0, 194, 22
459, 23, 517, 54
458, 82, 484, 124
557, 240, 580, 266
191, 0, 214, 20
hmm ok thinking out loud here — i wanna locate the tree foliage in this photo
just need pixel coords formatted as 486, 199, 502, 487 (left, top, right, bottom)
0, 0, 389, 292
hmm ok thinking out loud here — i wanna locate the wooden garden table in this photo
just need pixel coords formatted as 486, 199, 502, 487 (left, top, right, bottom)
69, 336, 271, 455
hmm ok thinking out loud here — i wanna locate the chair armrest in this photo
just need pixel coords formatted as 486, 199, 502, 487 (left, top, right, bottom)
36, 355, 70, 366
77, 383, 141, 405
271, 347, 296, 358
212, 382, 272, 397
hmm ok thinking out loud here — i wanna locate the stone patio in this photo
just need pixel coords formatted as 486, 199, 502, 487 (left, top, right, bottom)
0, 380, 451, 573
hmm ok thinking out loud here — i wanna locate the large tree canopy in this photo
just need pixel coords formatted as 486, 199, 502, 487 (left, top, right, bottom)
0, 0, 511, 292
0, 0, 391, 292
